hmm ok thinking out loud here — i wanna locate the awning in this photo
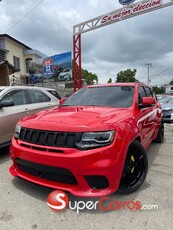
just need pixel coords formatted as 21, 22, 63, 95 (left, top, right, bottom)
0, 60, 20, 74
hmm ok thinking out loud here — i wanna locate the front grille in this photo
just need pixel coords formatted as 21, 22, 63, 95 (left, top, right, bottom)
19, 128, 82, 148
16, 158, 78, 185
85, 176, 109, 189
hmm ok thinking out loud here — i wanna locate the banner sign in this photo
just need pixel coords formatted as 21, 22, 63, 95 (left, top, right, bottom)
119, 0, 136, 5
28, 52, 71, 84
42, 52, 72, 82
101, 0, 162, 24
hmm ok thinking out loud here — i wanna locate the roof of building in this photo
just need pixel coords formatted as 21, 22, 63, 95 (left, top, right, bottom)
0, 34, 32, 50
23, 49, 47, 58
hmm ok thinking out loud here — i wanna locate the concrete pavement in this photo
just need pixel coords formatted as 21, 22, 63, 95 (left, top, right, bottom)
0, 124, 172, 230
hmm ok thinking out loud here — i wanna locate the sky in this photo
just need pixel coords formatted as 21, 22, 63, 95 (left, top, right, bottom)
0, 0, 173, 86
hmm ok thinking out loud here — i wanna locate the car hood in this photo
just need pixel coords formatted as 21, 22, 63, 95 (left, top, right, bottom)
19, 106, 133, 132
161, 103, 173, 110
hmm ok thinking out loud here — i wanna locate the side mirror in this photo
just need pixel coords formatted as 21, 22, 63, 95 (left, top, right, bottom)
0, 99, 14, 108
59, 98, 66, 105
139, 97, 156, 109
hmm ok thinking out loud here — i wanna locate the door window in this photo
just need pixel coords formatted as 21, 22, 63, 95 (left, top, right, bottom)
138, 87, 146, 104
27, 90, 51, 103
144, 87, 153, 97
2, 90, 28, 105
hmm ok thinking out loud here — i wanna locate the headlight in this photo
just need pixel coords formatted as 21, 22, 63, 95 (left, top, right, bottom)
76, 131, 115, 150
14, 124, 21, 139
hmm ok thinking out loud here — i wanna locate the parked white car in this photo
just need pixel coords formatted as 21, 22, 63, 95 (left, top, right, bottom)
0, 86, 60, 148
58, 68, 72, 81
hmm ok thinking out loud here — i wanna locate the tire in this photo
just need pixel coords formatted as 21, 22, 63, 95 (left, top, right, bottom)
118, 140, 148, 194
154, 121, 164, 143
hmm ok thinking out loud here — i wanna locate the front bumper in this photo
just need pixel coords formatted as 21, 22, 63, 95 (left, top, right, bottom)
9, 137, 126, 197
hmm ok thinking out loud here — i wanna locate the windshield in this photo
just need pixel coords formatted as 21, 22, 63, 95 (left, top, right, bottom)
167, 99, 173, 103
160, 96, 173, 103
62, 86, 134, 108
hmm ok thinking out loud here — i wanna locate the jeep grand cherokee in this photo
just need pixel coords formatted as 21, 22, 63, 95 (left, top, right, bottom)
9, 83, 164, 197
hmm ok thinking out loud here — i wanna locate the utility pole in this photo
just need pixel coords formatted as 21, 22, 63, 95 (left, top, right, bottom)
145, 63, 152, 86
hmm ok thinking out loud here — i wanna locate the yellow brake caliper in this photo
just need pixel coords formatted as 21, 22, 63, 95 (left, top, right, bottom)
131, 155, 135, 173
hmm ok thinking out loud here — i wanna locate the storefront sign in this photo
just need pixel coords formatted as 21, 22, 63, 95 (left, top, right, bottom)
101, 0, 162, 24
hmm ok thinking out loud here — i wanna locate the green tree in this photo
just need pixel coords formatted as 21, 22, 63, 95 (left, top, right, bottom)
116, 69, 138, 82
72, 60, 98, 85
107, 78, 112, 83
152, 85, 165, 94
169, 79, 173, 85
82, 69, 98, 85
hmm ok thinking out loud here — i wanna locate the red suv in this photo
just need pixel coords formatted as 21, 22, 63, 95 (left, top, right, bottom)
9, 83, 164, 197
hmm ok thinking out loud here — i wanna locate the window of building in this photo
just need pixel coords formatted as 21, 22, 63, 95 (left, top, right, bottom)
25, 58, 32, 73
13, 56, 20, 70
0, 50, 6, 62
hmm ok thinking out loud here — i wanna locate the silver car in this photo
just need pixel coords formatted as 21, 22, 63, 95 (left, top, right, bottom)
161, 100, 173, 123
159, 95, 173, 104
0, 86, 60, 148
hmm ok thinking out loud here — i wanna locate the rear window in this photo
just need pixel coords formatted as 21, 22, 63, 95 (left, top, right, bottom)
47, 90, 61, 99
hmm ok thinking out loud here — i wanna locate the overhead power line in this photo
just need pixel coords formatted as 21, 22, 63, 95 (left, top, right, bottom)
155, 65, 173, 76
151, 66, 168, 83
151, 65, 173, 79
6, 0, 44, 33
